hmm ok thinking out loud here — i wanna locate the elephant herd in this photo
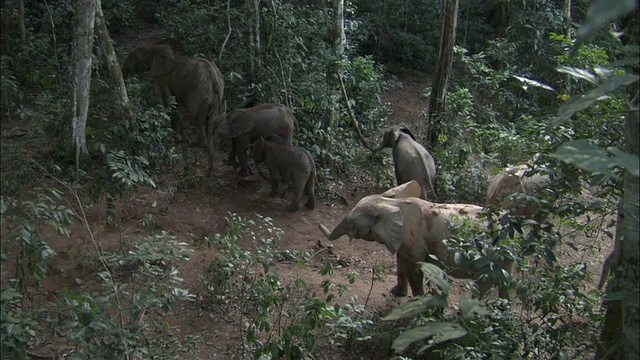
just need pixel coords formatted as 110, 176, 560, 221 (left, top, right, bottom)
122, 40, 553, 299
122, 42, 314, 211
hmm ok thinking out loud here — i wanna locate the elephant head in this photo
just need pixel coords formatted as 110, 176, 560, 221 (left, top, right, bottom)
122, 44, 178, 79
319, 180, 422, 254
380, 127, 417, 150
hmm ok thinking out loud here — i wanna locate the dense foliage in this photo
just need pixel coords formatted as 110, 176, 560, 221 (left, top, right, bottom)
1, 0, 635, 359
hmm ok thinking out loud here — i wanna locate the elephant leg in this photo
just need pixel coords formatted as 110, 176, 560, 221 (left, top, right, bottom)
235, 135, 251, 176
269, 170, 281, 197
194, 101, 209, 148
225, 139, 237, 167
286, 175, 304, 212
390, 253, 410, 297
170, 111, 183, 141
408, 267, 425, 297
304, 175, 316, 210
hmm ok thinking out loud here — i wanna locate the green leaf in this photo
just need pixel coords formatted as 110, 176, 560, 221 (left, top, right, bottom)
556, 66, 599, 85
551, 140, 639, 177
553, 74, 639, 124
577, 0, 638, 41
392, 322, 467, 353
419, 262, 451, 294
381, 295, 448, 321
459, 297, 488, 318
608, 147, 640, 176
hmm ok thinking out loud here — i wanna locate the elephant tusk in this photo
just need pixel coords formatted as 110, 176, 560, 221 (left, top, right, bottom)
318, 224, 332, 238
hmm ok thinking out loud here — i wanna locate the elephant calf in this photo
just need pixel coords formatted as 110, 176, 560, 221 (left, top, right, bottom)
486, 164, 552, 220
378, 127, 436, 200
319, 181, 513, 299
252, 135, 316, 212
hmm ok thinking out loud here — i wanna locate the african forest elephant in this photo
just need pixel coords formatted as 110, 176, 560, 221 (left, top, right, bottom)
252, 135, 316, 212
122, 44, 225, 148
378, 127, 436, 200
210, 103, 298, 177
319, 181, 513, 299
486, 165, 552, 221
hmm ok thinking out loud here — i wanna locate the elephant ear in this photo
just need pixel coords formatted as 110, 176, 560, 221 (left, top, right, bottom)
399, 127, 417, 141
150, 45, 176, 77
369, 201, 404, 254
380, 128, 397, 148
381, 180, 422, 199
264, 134, 284, 145
222, 110, 255, 138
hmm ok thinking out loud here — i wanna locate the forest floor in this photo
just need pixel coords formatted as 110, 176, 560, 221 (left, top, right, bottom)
1, 34, 613, 359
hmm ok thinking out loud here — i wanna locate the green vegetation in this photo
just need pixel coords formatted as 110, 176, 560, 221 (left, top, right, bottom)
1, 0, 637, 359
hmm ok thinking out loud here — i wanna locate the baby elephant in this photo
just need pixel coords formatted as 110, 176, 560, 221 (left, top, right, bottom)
252, 135, 317, 212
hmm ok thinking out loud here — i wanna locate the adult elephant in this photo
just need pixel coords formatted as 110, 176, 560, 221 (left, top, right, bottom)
319, 181, 513, 299
122, 43, 225, 148
376, 127, 437, 200
210, 103, 298, 177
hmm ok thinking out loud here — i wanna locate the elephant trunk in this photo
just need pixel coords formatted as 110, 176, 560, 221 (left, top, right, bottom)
318, 219, 350, 241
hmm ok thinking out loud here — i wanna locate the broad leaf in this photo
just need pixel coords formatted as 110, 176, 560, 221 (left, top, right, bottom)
577, 0, 638, 41
551, 139, 639, 178
556, 66, 599, 85
392, 322, 467, 353
459, 297, 488, 318
382, 294, 448, 321
553, 74, 639, 124
418, 262, 451, 294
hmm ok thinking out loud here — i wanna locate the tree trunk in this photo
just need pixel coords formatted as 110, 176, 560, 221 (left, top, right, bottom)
427, 0, 459, 144
69, 0, 96, 168
321, 0, 344, 168
596, 11, 639, 360
246, 0, 261, 86
621, 95, 639, 359
18, 0, 25, 42
94, 0, 135, 124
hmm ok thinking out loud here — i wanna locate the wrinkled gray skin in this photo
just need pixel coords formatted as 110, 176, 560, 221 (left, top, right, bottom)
319, 181, 513, 299
252, 135, 316, 212
122, 44, 225, 148
378, 127, 436, 200
211, 103, 297, 177
486, 165, 552, 221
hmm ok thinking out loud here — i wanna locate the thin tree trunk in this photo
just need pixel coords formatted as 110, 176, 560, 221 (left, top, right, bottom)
427, 0, 459, 144
69, 0, 96, 169
18, 0, 25, 42
94, 0, 135, 124
621, 95, 639, 359
246, 0, 261, 86
597, 11, 639, 360
322, 0, 344, 167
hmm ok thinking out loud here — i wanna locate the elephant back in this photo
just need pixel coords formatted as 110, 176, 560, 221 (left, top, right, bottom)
248, 104, 295, 145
